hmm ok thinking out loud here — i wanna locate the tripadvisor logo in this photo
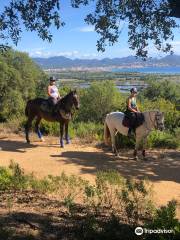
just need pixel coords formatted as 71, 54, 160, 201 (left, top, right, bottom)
135, 227, 174, 235
135, 227, 143, 235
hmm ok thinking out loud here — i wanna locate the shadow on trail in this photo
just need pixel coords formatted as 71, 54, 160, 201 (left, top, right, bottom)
51, 149, 180, 184
0, 191, 135, 240
0, 139, 37, 153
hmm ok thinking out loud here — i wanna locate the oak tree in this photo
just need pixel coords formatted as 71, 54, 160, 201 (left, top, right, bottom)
0, 0, 179, 58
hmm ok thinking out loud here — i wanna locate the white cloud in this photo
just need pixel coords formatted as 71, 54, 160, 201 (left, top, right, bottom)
28, 49, 100, 59
76, 26, 95, 32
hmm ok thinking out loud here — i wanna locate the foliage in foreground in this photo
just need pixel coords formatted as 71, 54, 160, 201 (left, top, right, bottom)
0, 162, 179, 239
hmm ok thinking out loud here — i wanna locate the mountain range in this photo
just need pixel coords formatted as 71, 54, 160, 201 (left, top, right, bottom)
32, 55, 180, 69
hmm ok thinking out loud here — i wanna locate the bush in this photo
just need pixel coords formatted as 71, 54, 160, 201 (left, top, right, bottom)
0, 161, 30, 191
74, 121, 103, 143
141, 80, 180, 104
145, 200, 180, 240
0, 164, 179, 240
147, 130, 179, 149
77, 81, 124, 122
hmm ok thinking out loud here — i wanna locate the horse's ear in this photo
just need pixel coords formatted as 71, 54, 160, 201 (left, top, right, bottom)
74, 89, 77, 94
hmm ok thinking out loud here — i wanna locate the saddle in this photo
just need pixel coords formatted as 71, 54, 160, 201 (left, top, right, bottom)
40, 100, 54, 113
40, 100, 72, 120
122, 112, 145, 128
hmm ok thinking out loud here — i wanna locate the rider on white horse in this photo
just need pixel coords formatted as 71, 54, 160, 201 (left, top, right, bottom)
125, 87, 140, 137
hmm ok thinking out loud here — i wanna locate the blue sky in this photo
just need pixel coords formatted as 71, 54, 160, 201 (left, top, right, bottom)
2, 0, 180, 59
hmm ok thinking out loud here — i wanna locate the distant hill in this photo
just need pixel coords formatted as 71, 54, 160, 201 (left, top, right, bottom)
32, 55, 180, 69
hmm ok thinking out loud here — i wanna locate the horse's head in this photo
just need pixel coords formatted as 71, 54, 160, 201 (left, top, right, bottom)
154, 111, 165, 131
69, 90, 80, 110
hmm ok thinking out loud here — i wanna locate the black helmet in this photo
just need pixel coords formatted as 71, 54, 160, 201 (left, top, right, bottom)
130, 87, 137, 93
49, 76, 56, 81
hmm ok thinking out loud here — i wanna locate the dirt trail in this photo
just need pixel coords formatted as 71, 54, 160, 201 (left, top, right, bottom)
0, 133, 180, 211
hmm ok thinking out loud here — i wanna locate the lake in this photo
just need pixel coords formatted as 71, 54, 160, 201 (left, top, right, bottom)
77, 82, 148, 93
112, 66, 180, 74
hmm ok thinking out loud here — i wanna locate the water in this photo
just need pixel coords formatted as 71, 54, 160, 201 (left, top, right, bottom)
112, 66, 180, 74
76, 82, 147, 93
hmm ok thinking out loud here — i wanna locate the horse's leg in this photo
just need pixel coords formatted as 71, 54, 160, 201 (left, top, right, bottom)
134, 135, 142, 160
109, 128, 118, 155
25, 116, 34, 144
60, 122, 64, 148
35, 117, 44, 142
142, 136, 148, 159
65, 121, 70, 144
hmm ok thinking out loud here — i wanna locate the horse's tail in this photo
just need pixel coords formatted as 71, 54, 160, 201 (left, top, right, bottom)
104, 117, 110, 145
25, 100, 32, 117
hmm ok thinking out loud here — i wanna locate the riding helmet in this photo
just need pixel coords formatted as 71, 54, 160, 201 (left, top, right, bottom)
130, 87, 137, 93
49, 76, 56, 81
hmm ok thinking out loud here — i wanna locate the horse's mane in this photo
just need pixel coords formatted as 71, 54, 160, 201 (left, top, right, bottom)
57, 91, 73, 109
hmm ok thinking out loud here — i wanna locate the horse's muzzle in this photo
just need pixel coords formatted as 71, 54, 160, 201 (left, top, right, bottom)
159, 125, 165, 131
76, 106, 80, 110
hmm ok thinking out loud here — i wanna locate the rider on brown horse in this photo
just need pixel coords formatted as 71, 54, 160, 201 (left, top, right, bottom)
48, 76, 60, 107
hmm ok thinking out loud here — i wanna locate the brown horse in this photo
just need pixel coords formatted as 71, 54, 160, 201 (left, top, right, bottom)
25, 90, 79, 147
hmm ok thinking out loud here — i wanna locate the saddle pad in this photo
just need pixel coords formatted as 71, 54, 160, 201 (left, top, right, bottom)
122, 116, 130, 127
40, 101, 53, 113
122, 113, 145, 128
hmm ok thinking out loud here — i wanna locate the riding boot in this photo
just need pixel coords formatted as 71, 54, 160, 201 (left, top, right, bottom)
128, 128, 132, 137
128, 128, 135, 137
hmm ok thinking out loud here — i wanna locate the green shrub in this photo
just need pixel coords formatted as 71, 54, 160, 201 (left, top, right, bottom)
74, 121, 103, 142
1, 164, 179, 239
115, 132, 135, 149
0, 167, 12, 190
147, 130, 179, 149
141, 80, 180, 104
0, 161, 30, 191
77, 81, 124, 122
145, 200, 180, 240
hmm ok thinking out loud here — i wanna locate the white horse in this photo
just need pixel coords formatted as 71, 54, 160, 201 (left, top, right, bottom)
104, 111, 164, 159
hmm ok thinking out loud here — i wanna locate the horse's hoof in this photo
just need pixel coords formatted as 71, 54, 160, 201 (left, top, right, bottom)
40, 137, 45, 142
60, 145, 64, 148
26, 140, 30, 144
66, 140, 70, 144
134, 156, 138, 160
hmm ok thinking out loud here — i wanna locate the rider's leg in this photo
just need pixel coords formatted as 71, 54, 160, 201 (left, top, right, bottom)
128, 113, 136, 137
35, 117, 44, 142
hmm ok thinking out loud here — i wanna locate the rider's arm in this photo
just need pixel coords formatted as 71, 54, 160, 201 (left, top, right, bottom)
136, 106, 140, 112
56, 87, 60, 99
127, 98, 137, 113
48, 86, 52, 97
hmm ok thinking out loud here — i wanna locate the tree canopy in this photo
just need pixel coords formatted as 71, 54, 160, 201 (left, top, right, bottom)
0, 49, 47, 120
0, 0, 179, 58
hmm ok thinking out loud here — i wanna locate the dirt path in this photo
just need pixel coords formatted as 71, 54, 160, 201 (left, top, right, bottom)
0, 133, 180, 212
